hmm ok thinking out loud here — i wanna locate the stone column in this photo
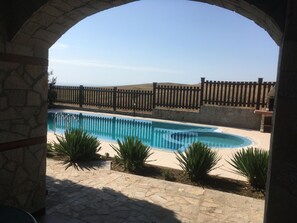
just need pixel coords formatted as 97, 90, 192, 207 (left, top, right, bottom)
0, 41, 48, 213
264, 1, 297, 222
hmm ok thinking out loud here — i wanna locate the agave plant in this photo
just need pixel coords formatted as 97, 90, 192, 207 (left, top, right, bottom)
111, 136, 153, 172
47, 143, 57, 158
53, 129, 101, 162
227, 147, 269, 190
175, 142, 220, 181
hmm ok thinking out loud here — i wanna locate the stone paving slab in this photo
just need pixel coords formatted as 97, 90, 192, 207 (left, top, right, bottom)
44, 159, 264, 223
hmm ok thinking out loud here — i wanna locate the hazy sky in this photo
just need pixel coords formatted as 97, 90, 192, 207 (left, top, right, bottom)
49, 0, 279, 86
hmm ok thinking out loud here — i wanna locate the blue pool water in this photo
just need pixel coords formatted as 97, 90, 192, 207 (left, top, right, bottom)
48, 112, 252, 151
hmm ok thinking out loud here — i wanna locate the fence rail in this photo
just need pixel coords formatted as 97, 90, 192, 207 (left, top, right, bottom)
51, 78, 276, 112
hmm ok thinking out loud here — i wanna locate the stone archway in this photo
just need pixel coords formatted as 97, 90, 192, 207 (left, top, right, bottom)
1, 1, 296, 222
10, 0, 284, 49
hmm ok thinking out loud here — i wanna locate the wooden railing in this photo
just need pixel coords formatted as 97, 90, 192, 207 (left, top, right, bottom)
155, 83, 200, 110
52, 78, 275, 111
201, 78, 275, 109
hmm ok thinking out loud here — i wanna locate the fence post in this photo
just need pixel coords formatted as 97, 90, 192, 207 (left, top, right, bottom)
133, 91, 136, 116
200, 77, 205, 107
113, 87, 117, 112
256, 78, 263, 110
153, 82, 157, 109
79, 85, 84, 108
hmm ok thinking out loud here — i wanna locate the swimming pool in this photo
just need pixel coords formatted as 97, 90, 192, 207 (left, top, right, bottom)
48, 112, 252, 151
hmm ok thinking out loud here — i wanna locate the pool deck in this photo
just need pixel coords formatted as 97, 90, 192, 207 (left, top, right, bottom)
38, 158, 264, 223
47, 109, 271, 181
44, 109, 268, 222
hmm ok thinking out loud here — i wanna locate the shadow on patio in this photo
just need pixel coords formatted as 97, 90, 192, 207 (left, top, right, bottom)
37, 175, 181, 223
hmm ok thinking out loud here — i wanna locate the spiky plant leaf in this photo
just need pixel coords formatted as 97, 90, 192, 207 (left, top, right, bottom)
53, 129, 101, 162
111, 136, 153, 172
227, 147, 269, 190
175, 142, 220, 181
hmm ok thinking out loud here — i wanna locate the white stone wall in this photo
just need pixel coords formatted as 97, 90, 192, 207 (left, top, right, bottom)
0, 42, 48, 213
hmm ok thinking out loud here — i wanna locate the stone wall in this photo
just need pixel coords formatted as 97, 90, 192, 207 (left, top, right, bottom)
0, 41, 48, 213
0, 144, 46, 213
152, 105, 261, 130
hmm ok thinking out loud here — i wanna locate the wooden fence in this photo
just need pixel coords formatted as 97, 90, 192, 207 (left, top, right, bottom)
51, 78, 275, 111
201, 78, 275, 109
155, 83, 200, 110
53, 86, 154, 112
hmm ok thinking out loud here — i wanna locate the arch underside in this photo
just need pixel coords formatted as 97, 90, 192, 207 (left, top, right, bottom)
11, 0, 284, 49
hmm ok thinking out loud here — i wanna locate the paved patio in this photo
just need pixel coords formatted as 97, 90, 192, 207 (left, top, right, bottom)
39, 159, 264, 223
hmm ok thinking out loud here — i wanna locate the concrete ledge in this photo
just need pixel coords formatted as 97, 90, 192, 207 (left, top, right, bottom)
152, 105, 261, 130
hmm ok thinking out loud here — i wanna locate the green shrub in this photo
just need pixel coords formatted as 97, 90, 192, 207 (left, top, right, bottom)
227, 147, 269, 190
162, 170, 176, 181
53, 129, 101, 162
175, 142, 220, 181
111, 137, 153, 172
47, 143, 56, 157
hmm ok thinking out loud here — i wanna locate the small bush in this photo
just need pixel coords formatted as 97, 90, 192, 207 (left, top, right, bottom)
111, 137, 153, 172
175, 142, 220, 181
53, 129, 101, 162
227, 147, 269, 190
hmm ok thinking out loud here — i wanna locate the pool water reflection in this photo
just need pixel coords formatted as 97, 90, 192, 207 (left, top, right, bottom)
48, 112, 252, 151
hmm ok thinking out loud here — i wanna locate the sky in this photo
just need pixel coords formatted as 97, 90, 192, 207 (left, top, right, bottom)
49, 0, 279, 87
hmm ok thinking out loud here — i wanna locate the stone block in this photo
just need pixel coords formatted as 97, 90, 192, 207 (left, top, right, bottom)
11, 119, 25, 124
50, 0, 75, 12
25, 64, 47, 80
31, 12, 56, 28
10, 32, 31, 45
28, 117, 38, 128
46, 23, 65, 34
0, 187, 9, 201
30, 125, 47, 137
15, 107, 39, 120
24, 150, 39, 174
9, 43, 34, 57
11, 124, 31, 136
0, 97, 8, 110
20, 22, 40, 36
65, 10, 85, 21
28, 37, 49, 48
3, 148, 23, 163
0, 108, 21, 120
42, 5, 64, 17
0, 169, 15, 186
55, 16, 76, 28
7, 90, 27, 106
63, 0, 88, 8
5, 161, 17, 172
0, 132, 25, 144
77, 6, 99, 16
27, 91, 41, 106
33, 29, 58, 46
33, 75, 48, 101
37, 104, 48, 124
24, 73, 34, 86
4, 73, 30, 90
87, 1, 111, 11
17, 192, 31, 207
14, 165, 29, 186
0, 120, 9, 131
